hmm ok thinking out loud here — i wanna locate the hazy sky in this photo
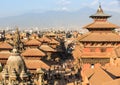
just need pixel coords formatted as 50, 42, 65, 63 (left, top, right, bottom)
0, 0, 120, 17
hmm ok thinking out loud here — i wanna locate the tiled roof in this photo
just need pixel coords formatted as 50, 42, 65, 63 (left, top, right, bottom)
40, 44, 56, 52
50, 38, 60, 44
31, 33, 38, 37
114, 46, 120, 58
25, 60, 50, 70
0, 42, 13, 50
24, 39, 41, 46
84, 21, 119, 29
0, 52, 11, 59
89, 67, 113, 85
39, 37, 51, 43
21, 48, 45, 57
0, 52, 11, 64
84, 68, 94, 78
90, 4, 111, 18
90, 13, 111, 17
105, 66, 120, 77
102, 79, 120, 85
81, 52, 111, 58
80, 32, 120, 42
72, 45, 82, 59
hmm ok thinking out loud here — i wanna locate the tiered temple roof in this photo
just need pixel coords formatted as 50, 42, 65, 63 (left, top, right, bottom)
50, 38, 60, 45
39, 36, 51, 43
80, 4, 120, 43
84, 67, 113, 85
84, 21, 119, 29
83, 4, 119, 30
40, 44, 56, 52
81, 52, 111, 58
77, 4, 120, 65
90, 4, 111, 18
24, 39, 41, 46
0, 52, 11, 64
25, 60, 50, 71
21, 48, 45, 57
0, 42, 13, 50
80, 32, 120, 42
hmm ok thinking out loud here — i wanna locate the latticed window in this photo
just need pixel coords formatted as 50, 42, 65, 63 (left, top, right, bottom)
90, 48, 95, 52
100, 48, 106, 52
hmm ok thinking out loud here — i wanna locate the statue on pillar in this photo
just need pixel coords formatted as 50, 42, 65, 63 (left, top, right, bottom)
13, 27, 23, 52
36, 68, 45, 85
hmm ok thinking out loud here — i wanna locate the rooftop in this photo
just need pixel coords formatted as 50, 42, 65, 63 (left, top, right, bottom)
0, 42, 13, 50
25, 60, 50, 70
90, 4, 111, 18
40, 44, 56, 52
80, 32, 120, 42
84, 21, 119, 29
21, 48, 45, 57
24, 39, 41, 46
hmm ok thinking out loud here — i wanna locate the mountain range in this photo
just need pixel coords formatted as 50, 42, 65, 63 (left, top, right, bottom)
0, 7, 119, 29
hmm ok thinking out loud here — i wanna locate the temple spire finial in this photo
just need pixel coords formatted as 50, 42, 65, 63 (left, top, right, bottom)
90, 2, 111, 19
97, 2, 103, 14
99, 2, 101, 7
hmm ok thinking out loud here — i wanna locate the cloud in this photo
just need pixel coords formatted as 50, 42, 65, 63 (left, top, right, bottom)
91, 0, 99, 6
117, 0, 120, 6
58, 0, 71, 6
109, 0, 119, 5
61, 7, 69, 11
102, 0, 120, 13
57, 0, 71, 11
82, 0, 120, 13
82, 0, 99, 8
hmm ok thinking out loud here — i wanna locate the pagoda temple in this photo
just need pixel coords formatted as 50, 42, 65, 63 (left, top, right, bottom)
79, 4, 120, 65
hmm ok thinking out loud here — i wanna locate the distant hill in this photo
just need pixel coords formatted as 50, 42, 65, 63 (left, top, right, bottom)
0, 7, 119, 29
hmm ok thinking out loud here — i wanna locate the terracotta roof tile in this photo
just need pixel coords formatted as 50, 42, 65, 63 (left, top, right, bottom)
31, 33, 38, 37
84, 68, 94, 78
72, 45, 82, 59
84, 21, 119, 29
50, 38, 60, 44
105, 66, 120, 77
25, 60, 50, 70
0, 52, 11, 64
0, 42, 13, 50
40, 44, 56, 52
115, 46, 120, 58
102, 79, 120, 85
39, 37, 51, 43
81, 52, 111, 58
80, 32, 120, 42
89, 67, 113, 85
0, 52, 11, 59
25, 39, 41, 46
21, 48, 45, 57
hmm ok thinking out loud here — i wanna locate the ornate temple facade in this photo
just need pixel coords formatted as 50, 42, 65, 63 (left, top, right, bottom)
79, 4, 120, 65
0, 29, 46, 85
